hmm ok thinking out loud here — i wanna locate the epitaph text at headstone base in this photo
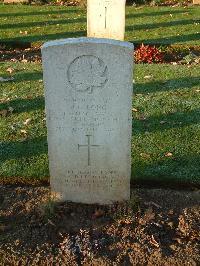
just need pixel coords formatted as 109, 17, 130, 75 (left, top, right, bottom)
87, 0, 126, 41
42, 38, 133, 204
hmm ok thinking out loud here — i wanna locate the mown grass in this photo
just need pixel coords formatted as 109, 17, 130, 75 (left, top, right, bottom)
0, 62, 199, 185
0, 62, 47, 182
132, 64, 200, 185
0, 4, 199, 46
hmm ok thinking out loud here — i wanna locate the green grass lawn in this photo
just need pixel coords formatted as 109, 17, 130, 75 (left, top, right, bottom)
0, 62, 199, 185
0, 4, 200, 186
0, 4, 200, 46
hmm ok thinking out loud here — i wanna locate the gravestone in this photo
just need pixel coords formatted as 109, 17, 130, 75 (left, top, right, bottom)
42, 38, 133, 204
87, 0, 126, 41
193, 0, 200, 4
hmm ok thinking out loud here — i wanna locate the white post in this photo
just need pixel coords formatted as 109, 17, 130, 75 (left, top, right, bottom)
193, 0, 200, 4
87, 0, 126, 41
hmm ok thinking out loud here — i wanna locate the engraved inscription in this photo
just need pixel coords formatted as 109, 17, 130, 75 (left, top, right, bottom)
78, 135, 100, 166
105, 6, 107, 29
67, 55, 108, 93
56, 169, 129, 192
104, 0, 111, 29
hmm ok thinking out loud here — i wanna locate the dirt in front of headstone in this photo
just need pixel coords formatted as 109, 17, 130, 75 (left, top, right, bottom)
0, 185, 199, 266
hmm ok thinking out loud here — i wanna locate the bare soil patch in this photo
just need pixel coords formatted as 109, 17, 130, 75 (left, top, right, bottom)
0, 185, 199, 265
1, 44, 200, 64
0, 47, 41, 63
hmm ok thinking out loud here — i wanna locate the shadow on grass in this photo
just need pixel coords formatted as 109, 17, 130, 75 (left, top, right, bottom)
133, 109, 200, 134
135, 76, 200, 94
0, 136, 48, 163
1, 30, 86, 43
131, 33, 200, 44
0, 71, 43, 85
13, 71, 43, 82
0, 8, 183, 19
4, 96, 45, 113
0, 9, 78, 18
126, 19, 198, 31
132, 154, 200, 188
126, 9, 187, 19
1, 18, 86, 30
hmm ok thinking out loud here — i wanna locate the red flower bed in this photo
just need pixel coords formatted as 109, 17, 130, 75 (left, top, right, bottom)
134, 44, 164, 64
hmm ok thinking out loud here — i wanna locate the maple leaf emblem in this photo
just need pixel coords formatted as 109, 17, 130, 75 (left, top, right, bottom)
68, 55, 108, 93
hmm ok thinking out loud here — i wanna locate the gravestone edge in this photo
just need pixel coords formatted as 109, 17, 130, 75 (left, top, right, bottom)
41, 37, 134, 51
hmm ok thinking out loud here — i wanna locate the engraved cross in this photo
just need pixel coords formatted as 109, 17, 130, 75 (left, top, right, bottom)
105, 0, 110, 29
105, 6, 107, 29
78, 135, 100, 166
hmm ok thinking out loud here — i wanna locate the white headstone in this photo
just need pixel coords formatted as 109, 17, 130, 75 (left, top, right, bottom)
42, 38, 133, 204
193, 0, 200, 4
87, 0, 126, 41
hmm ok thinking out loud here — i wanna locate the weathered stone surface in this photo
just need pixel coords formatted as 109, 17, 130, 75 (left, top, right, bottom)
193, 0, 200, 4
87, 0, 126, 41
42, 38, 133, 204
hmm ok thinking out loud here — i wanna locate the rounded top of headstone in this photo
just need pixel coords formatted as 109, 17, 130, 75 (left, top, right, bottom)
41, 37, 134, 51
